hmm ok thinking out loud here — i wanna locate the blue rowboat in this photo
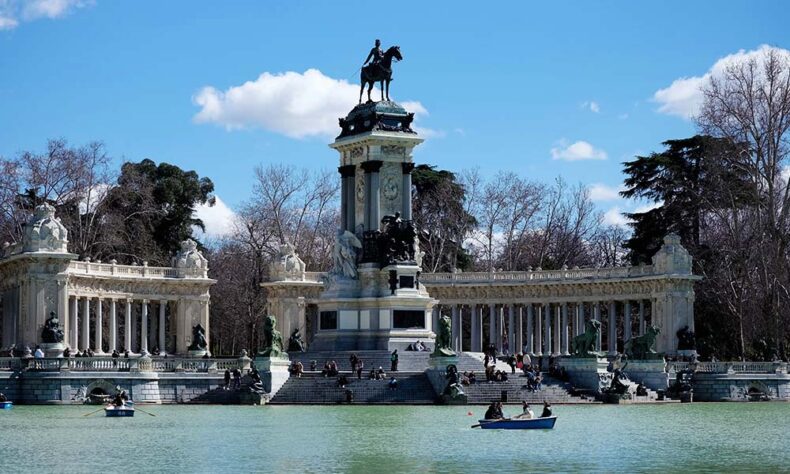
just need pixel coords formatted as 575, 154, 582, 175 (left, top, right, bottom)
0, 401, 12, 410
105, 405, 135, 417
476, 416, 557, 430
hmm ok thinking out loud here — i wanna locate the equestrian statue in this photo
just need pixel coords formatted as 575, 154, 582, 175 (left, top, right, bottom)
360, 39, 403, 103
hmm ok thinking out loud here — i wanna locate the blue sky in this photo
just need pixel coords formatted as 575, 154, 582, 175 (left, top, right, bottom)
1, 1, 789, 234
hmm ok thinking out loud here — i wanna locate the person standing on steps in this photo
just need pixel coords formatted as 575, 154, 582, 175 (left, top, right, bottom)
390, 349, 399, 372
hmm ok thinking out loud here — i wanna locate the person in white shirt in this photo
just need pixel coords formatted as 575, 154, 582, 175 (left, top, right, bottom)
34, 347, 45, 358
520, 401, 534, 419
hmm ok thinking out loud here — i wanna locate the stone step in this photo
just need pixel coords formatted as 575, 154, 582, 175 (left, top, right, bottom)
270, 371, 437, 404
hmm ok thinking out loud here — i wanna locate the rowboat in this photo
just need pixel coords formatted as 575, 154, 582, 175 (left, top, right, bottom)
104, 405, 135, 417
476, 416, 557, 430
0, 401, 12, 410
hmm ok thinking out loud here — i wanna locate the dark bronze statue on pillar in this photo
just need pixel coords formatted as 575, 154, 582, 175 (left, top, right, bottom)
359, 39, 403, 104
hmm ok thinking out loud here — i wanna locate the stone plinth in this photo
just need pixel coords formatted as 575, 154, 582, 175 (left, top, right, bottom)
253, 356, 291, 396
625, 359, 669, 391
40, 342, 65, 358
188, 349, 208, 358
560, 357, 609, 392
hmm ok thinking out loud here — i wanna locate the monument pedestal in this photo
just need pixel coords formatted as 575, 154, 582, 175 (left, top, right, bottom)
253, 356, 291, 395
188, 349, 208, 358
40, 342, 65, 358
559, 357, 610, 393
626, 359, 669, 391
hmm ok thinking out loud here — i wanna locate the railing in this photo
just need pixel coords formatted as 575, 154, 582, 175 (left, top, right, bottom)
667, 361, 787, 374
0, 356, 245, 373
421, 265, 657, 285
67, 261, 208, 279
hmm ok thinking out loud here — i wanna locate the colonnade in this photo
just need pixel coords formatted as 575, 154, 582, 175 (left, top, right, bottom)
432, 300, 651, 356
67, 296, 172, 355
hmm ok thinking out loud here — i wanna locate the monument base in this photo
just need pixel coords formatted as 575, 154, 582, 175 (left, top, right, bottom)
40, 342, 65, 358
188, 349, 208, 358
253, 356, 291, 396
626, 359, 669, 391
559, 357, 609, 393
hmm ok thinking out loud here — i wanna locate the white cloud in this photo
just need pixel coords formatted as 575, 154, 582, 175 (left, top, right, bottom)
193, 196, 236, 239
0, 0, 91, 29
581, 101, 600, 113
603, 207, 630, 228
193, 68, 430, 139
653, 44, 790, 119
589, 183, 623, 202
550, 140, 607, 161
633, 201, 663, 214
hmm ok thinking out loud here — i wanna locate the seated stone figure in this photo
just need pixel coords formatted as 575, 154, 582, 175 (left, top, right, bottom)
288, 328, 306, 353
188, 324, 208, 351
258, 314, 284, 358
41, 311, 64, 344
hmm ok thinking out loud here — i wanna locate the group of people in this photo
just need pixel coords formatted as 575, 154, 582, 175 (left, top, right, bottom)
459, 371, 477, 386
483, 400, 553, 420
321, 360, 340, 377
522, 365, 544, 392
223, 368, 243, 390
405, 340, 428, 352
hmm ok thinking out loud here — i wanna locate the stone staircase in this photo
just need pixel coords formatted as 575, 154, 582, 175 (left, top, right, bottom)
288, 350, 431, 373
461, 373, 598, 404
269, 371, 437, 404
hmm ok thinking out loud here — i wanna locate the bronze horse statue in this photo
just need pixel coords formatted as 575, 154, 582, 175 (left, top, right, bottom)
359, 46, 403, 104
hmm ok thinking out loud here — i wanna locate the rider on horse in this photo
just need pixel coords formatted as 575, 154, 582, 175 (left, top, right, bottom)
364, 39, 384, 68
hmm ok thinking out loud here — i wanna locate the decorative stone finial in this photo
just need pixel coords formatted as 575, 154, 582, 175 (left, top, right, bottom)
174, 239, 208, 270
653, 233, 692, 274
20, 203, 69, 254
269, 242, 306, 282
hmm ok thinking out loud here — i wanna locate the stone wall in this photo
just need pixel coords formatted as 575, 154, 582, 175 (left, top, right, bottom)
0, 372, 224, 404
692, 373, 790, 401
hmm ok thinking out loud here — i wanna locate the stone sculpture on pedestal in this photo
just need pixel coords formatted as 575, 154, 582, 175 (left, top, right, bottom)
174, 239, 208, 272
676, 325, 697, 351
270, 243, 306, 281
40, 311, 66, 357
288, 328, 306, 353
331, 230, 362, 280
259, 314, 285, 359
571, 320, 602, 358
188, 324, 208, 356
432, 315, 455, 357
624, 326, 662, 360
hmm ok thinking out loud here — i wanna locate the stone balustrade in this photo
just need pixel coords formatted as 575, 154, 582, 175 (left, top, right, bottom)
421, 265, 656, 284
67, 260, 208, 279
0, 356, 247, 373
667, 361, 787, 374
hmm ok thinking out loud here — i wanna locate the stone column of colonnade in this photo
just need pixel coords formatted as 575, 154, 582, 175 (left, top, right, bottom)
436, 298, 654, 358
66, 296, 175, 356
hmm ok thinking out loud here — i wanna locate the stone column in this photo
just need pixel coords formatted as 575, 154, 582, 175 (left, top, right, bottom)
124, 299, 132, 353
361, 161, 383, 231
576, 302, 584, 336
488, 303, 496, 350
109, 299, 117, 353
81, 297, 90, 351
507, 304, 515, 355
593, 302, 602, 352
624, 301, 632, 342
470, 304, 481, 352
561, 302, 569, 356
553, 304, 561, 356
515, 305, 523, 354
432, 305, 439, 336
94, 298, 104, 354
140, 300, 149, 355
542, 303, 551, 356
339, 165, 356, 232
159, 300, 167, 355
402, 162, 414, 220
534, 304, 543, 356
451, 304, 460, 352
639, 300, 646, 335
496, 306, 504, 354
608, 301, 617, 356
70, 296, 79, 350
526, 304, 534, 356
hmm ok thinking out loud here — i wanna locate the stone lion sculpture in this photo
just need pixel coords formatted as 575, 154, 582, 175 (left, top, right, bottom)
624, 325, 662, 359
571, 319, 602, 357
432, 314, 455, 357
259, 314, 284, 358
332, 230, 362, 279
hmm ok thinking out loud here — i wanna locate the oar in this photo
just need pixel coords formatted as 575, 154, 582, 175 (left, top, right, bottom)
82, 407, 106, 417
134, 406, 156, 417
471, 417, 511, 429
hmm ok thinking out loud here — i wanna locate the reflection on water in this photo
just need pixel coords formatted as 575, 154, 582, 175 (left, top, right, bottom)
0, 403, 787, 473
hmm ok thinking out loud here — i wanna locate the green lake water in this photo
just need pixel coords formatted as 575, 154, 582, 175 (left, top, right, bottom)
0, 403, 788, 473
